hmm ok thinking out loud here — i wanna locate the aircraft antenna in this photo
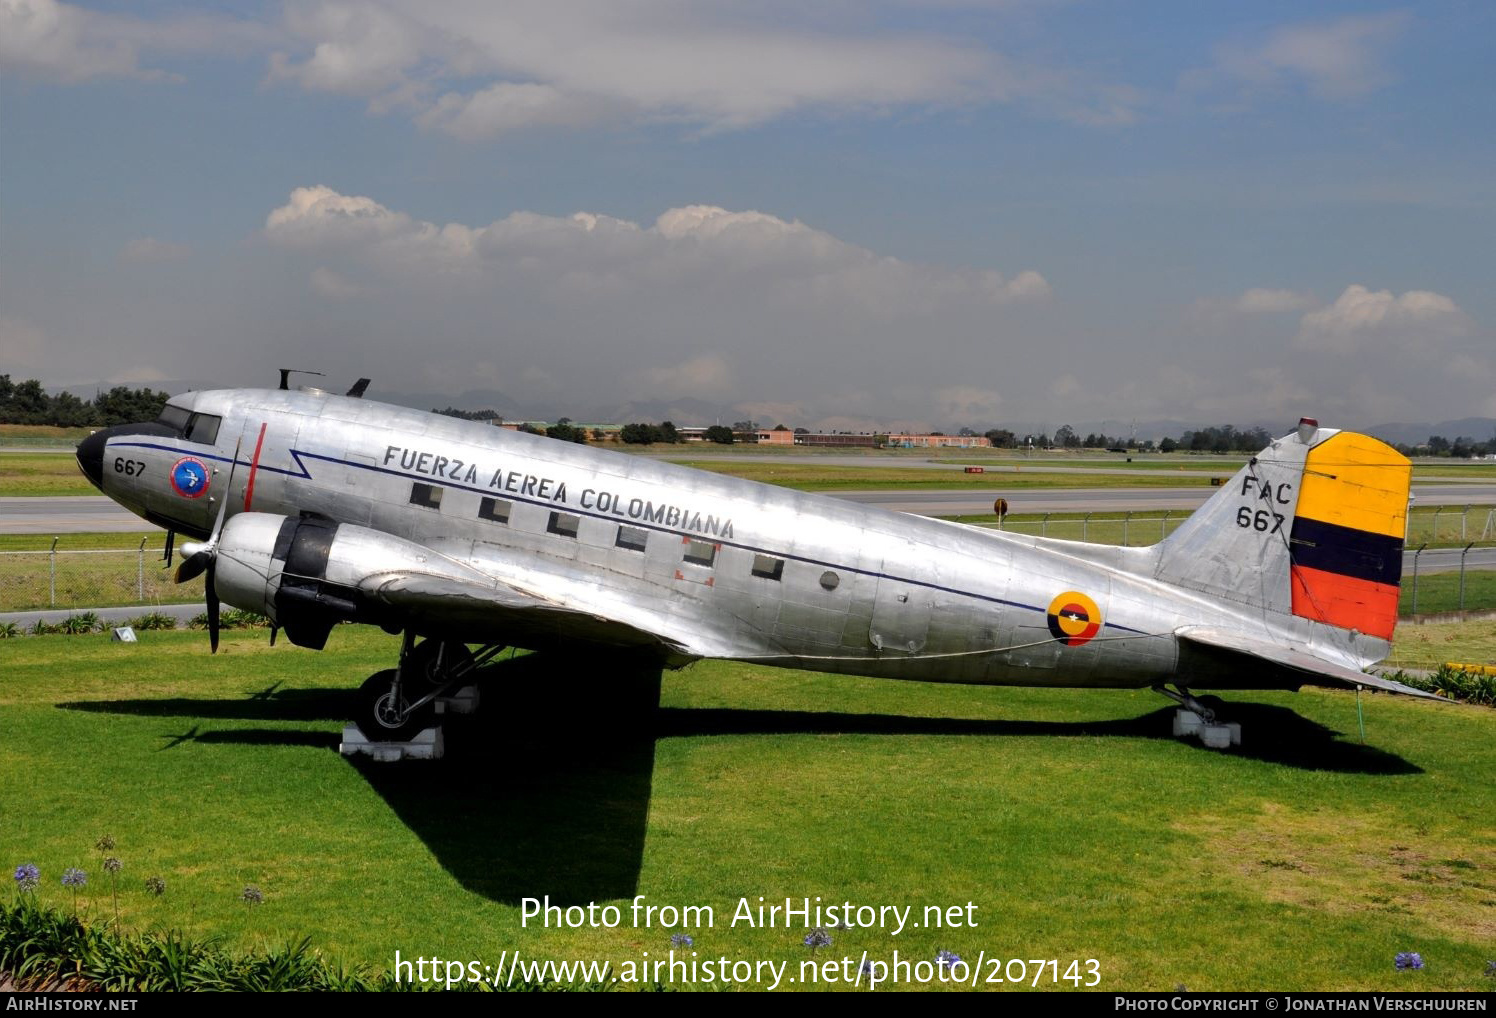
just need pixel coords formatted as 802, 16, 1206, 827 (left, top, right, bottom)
278, 368, 326, 391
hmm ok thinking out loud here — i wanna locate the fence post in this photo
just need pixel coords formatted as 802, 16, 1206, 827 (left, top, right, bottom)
1411, 543, 1426, 615
1431, 507, 1442, 543
1041, 513, 1050, 538
1459, 542, 1473, 610
1161, 510, 1171, 542
49, 536, 58, 608
1082, 512, 1092, 541
138, 536, 149, 600
1484, 508, 1495, 541
1122, 511, 1131, 547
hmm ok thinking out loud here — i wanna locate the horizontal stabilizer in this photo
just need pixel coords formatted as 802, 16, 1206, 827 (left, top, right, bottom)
1175, 626, 1444, 701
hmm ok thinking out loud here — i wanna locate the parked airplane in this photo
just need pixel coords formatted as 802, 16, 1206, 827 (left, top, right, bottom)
75, 379, 1436, 747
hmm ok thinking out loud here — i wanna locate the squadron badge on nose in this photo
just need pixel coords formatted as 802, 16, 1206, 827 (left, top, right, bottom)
170, 457, 211, 499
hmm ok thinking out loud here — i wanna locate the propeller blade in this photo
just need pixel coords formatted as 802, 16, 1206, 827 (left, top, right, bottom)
206, 559, 220, 654
208, 436, 243, 545
174, 547, 210, 584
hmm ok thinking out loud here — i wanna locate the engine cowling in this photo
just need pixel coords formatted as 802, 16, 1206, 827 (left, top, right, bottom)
213, 512, 446, 649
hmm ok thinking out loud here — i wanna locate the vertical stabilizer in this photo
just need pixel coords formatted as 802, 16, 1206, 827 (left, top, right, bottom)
1153, 425, 1410, 640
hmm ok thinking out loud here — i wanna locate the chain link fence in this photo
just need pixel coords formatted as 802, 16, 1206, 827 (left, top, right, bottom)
2, 505, 1492, 615
0, 540, 204, 612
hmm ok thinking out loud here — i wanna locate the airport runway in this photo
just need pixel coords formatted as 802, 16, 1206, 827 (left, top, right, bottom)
0, 497, 159, 534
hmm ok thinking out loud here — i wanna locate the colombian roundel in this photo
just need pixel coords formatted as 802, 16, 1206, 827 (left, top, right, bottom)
1046, 591, 1102, 646
170, 457, 211, 499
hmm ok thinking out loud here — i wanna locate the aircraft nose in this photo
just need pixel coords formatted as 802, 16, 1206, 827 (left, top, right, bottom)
76, 430, 107, 490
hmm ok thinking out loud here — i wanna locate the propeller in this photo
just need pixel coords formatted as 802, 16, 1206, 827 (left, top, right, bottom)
174, 437, 242, 653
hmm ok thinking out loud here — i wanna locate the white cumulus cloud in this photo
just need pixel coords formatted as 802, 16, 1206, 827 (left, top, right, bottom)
262, 1, 1139, 138
264, 187, 1049, 314
1206, 12, 1411, 101
1296, 284, 1469, 354
0, 0, 272, 82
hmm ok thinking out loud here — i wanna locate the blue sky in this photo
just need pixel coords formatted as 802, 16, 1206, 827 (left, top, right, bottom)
2, 1, 1492, 430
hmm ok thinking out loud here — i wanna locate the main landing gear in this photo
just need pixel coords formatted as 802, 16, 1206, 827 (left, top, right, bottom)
351, 632, 507, 746
1152, 683, 1241, 750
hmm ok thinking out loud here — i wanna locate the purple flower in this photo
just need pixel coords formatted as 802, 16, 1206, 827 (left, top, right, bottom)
937, 950, 962, 969
13, 863, 39, 892
144, 875, 166, 896
671, 934, 693, 948
1394, 952, 1424, 971
241, 885, 263, 905
61, 868, 87, 888
804, 929, 832, 950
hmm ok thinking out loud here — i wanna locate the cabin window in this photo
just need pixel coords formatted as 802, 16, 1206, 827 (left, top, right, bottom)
184, 412, 221, 445
478, 497, 511, 524
751, 554, 784, 580
683, 539, 717, 567
409, 483, 442, 509
615, 526, 648, 551
547, 512, 580, 538
819, 570, 840, 591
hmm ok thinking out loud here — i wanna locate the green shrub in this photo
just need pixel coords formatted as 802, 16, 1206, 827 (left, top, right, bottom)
127, 612, 178, 631
188, 610, 269, 631
59, 612, 103, 635
1382, 666, 1496, 707
0, 899, 606, 991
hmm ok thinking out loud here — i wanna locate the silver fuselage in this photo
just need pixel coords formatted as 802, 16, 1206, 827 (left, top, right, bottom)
87, 388, 1379, 688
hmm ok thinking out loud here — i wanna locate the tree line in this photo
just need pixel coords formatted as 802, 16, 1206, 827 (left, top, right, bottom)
980, 421, 1492, 458
0, 376, 171, 428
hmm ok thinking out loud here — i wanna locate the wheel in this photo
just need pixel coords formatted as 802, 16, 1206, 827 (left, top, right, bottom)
406, 639, 476, 687
356, 669, 434, 742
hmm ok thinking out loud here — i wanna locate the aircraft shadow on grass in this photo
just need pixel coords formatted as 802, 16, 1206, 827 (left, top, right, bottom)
57, 655, 1421, 906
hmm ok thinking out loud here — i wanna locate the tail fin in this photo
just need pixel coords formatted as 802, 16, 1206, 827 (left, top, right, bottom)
1154, 422, 1411, 640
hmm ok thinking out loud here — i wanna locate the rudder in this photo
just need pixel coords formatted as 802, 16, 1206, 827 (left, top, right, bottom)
1153, 423, 1410, 640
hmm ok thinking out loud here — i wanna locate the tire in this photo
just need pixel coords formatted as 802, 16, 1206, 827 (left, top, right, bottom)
406, 639, 476, 687
356, 669, 434, 742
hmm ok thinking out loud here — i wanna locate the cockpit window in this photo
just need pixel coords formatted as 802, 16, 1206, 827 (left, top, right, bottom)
157, 404, 191, 433
184, 413, 221, 445
154, 404, 222, 445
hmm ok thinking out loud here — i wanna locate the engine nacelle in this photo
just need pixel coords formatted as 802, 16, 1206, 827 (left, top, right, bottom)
214, 512, 445, 649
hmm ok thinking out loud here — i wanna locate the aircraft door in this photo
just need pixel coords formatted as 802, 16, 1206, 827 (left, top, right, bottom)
868, 538, 935, 653
236, 411, 303, 517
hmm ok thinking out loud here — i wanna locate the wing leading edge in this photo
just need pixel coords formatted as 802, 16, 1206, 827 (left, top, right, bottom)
360, 571, 696, 662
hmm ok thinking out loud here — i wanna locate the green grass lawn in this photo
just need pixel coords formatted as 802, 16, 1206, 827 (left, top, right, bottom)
0, 453, 92, 496
1, 627, 1491, 991
0, 425, 94, 449
1382, 618, 1496, 671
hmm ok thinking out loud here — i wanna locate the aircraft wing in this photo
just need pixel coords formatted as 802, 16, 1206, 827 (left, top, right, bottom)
1175, 626, 1445, 701
357, 570, 695, 661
